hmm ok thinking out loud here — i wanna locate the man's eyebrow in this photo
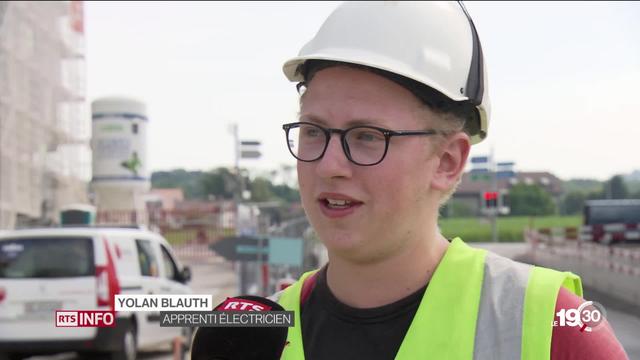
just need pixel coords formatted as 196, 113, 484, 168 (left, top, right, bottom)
298, 115, 386, 128
345, 119, 384, 127
298, 114, 328, 126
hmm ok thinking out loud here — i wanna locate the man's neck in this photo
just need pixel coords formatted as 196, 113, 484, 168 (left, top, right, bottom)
325, 233, 450, 309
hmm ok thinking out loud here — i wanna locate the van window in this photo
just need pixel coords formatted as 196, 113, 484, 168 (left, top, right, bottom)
135, 239, 159, 277
0, 237, 94, 278
160, 245, 179, 281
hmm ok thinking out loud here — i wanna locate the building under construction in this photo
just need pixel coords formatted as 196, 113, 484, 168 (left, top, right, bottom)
0, 1, 90, 229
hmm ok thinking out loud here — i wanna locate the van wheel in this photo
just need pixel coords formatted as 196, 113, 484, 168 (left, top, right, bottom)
111, 323, 137, 360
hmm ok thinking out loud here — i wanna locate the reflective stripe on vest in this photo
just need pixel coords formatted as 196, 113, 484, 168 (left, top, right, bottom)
276, 238, 582, 359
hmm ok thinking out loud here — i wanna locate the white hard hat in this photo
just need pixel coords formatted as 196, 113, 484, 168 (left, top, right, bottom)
283, 1, 490, 144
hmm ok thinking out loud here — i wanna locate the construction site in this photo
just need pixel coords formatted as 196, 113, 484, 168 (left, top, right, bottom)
0, 2, 638, 359
0, 1, 90, 230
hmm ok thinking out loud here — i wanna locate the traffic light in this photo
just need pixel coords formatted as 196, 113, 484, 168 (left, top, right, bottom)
483, 191, 498, 208
498, 189, 510, 215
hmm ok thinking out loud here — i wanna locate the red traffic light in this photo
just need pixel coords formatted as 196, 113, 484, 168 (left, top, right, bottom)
483, 191, 498, 201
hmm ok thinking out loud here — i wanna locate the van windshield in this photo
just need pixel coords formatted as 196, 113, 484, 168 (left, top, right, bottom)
0, 237, 94, 278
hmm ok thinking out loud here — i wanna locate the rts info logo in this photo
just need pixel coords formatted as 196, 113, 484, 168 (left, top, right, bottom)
55, 310, 116, 327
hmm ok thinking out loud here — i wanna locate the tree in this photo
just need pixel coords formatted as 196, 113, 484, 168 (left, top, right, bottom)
509, 184, 556, 216
250, 177, 276, 202
605, 175, 628, 199
151, 167, 300, 203
561, 191, 586, 215
249, 177, 301, 203
586, 190, 605, 200
272, 183, 300, 203
200, 167, 239, 200
151, 169, 208, 199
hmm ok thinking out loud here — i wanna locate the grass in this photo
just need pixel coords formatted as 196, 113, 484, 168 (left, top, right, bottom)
439, 215, 582, 242
160, 216, 582, 244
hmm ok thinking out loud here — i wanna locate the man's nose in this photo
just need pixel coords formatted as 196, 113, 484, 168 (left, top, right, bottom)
315, 133, 353, 179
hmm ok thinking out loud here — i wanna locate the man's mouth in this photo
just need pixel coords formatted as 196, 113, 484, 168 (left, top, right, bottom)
317, 194, 364, 214
324, 198, 356, 209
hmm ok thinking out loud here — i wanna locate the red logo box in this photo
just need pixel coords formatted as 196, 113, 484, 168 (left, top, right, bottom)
55, 310, 116, 327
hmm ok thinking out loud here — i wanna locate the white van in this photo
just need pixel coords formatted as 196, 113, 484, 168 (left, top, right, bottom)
0, 226, 193, 360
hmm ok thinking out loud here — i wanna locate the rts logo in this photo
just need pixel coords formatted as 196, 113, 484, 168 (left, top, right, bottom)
218, 297, 271, 311
55, 310, 116, 327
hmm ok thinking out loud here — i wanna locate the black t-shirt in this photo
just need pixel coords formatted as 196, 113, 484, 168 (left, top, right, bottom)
301, 266, 429, 360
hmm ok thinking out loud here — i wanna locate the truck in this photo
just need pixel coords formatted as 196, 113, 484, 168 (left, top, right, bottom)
581, 199, 640, 244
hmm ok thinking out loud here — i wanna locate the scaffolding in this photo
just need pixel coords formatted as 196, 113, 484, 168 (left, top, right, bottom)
0, 1, 90, 229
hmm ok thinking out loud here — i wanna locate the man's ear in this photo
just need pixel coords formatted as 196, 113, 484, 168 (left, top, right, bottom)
430, 132, 471, 192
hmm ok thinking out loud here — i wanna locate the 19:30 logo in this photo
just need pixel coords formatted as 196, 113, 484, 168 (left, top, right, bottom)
554, 301, 606, 332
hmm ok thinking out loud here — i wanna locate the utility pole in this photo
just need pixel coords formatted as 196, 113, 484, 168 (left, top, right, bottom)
490, 146, 499, 243
231, 123, 248, 294
233, 123, 244, 199
232, 123, 265, 295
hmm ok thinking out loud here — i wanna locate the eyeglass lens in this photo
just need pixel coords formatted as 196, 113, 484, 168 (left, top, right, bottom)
287, 123, 387, 165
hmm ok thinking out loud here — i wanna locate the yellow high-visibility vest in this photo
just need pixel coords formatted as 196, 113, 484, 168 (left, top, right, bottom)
276, 238, 582, 359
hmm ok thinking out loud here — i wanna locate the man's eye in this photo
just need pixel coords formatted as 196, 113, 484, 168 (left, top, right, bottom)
354, 130, 383, 142
302, 127, 321, 137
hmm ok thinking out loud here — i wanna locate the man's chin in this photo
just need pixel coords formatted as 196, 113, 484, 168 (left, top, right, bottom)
320, 233, 383, 263
320, 231, 361, 252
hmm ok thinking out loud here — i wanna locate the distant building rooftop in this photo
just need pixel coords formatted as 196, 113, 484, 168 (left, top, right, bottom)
456, 171, 563, 196
149, 188, 184, 210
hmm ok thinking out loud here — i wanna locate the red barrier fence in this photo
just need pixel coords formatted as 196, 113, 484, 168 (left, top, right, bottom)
96, 209, 236, 246
525, 228, 640, 278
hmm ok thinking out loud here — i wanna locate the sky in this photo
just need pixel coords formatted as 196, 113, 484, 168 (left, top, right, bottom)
85, 1, 640, 182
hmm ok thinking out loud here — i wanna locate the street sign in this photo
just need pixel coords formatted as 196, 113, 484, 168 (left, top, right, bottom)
471, 156, 489, 163
471, 174, 491, 182
268, 237, 304, 266
497, 162, 515, 167
209, 236, 269, 261
240, 150, 261, 159
240, 139, 262, 159
496, 170, 516, 179
470, 168, 489, 173
211, 236, 305, 265
237, 245, 269, 255
470, 167, 490, 182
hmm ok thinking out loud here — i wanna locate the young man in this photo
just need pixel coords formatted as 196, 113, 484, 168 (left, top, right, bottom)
272, 2, 627, 359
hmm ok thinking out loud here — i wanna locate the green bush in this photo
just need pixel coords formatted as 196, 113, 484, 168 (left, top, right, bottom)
509, 184, 556, 216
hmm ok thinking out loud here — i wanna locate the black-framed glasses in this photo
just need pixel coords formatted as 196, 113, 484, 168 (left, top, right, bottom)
282, 122, 445, 166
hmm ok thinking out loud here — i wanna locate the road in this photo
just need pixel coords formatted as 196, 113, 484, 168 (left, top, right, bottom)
606, 307, 640, 358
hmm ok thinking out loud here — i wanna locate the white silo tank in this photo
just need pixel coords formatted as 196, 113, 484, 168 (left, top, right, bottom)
90, 97, 150, 217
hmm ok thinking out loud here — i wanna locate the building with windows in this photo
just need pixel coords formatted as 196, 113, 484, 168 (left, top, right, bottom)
450, 171, 563, 217
0, 1, 90, 229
